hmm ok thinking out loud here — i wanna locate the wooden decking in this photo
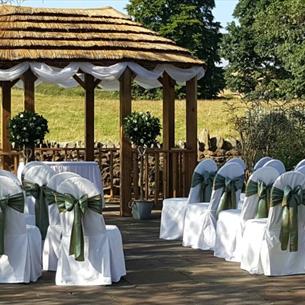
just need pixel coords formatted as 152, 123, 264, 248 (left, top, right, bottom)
0, 207, 304, 304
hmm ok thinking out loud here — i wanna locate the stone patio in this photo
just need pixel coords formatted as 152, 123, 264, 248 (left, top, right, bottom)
0, 207, 304, 305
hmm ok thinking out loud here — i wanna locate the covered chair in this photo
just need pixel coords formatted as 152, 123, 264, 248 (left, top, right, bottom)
160, 159, 217, 240
226, 157, 246, 171
253, 157, 273, 171
295, 159, 305, 170
56, 176, 126, 285
295, 165, 305, 176
23, 164, 56, 237
18, 160, 45, 182
214, 166, 280, 262
0, 169, 22, 186
43, 171, 81, 271
0, 176, 41, 283
182, 162, 244, 250
263, 159, 285, 175
241, 171, 305, 275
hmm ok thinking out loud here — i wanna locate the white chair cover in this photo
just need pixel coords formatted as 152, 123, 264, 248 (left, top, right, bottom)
19, 161, 45, 181
159, 159, 217, 240
295, 165, 305, 176
0, 176, 41, 283
23, 164, 56, 227
56, 177, 125, 285
0, 169, 21, 186
241, 171, 305, 275
214, 166, 280, 262
183, 162, 244, 250
226, 157, 246, 171
43, 172, 80, 271
253, 157, 273, 171
295, 159, 305, 170
263, 159, 285, 175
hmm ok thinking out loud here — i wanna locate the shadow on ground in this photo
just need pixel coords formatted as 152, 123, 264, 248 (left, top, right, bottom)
0, 207, 304, 305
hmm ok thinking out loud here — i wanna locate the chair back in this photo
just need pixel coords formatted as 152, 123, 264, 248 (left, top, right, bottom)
57, 177, 106, 237
0, 176, 26, 235
188, 159, 217, 203
21, 161, 45, 181
295, 165, 305, 176
209, 162, 244, 213
295, 159, 305, 170
253, 157, 272, 171
263, 159, 285, 175
240, 166, 280, 228
226, 157, 246, 171
48, 172, 80, 191
267, 171, 305, 252
24, 164, 55, 186
0, 169, 21, 186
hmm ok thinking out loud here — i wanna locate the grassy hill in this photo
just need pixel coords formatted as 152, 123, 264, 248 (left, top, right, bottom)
3, 84, 243, 145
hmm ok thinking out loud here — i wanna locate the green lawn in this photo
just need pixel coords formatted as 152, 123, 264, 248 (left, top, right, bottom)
3, 85, 243, 144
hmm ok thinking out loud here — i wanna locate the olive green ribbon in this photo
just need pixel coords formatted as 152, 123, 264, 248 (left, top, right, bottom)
246, 179, 273, 218
23, 180, 49, 240
271, 185, 304, 252
55, 193, 103, 261
191, 171, 216, 202
215, 174, 244, 219
0, 192, 24, 255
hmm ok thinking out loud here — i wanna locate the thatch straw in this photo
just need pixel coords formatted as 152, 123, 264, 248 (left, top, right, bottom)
0, 5, 204, 67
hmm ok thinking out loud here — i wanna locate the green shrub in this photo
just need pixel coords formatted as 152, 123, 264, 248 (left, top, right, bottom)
9, 111, 49, 150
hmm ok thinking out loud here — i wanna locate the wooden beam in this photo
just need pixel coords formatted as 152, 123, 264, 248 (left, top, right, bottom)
1, 81, 12, 170
162, 72, 175, 198
84, 73, 95, 161
73, 74, 86, 89
119, 68, 133, 217
185, 77, 198, 194
23, 70, 36, 112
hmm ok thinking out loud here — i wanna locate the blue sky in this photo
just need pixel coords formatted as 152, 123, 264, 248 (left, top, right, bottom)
22, 0, 238, 29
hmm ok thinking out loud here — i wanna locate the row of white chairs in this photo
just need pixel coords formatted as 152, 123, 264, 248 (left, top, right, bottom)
0, 162, 126, 285
160, 156, 305, 276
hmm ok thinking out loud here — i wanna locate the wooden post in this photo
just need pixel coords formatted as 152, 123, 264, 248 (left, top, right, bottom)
1, 81, 12, 170
23, 70, 36, 112
185, 76, 198, 194
84, 74, 95, 161
119, 68, 133, 216
162, 72, 175, 198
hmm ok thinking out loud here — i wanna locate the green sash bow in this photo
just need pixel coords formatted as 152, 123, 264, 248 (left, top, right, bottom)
271, 185, 304, 252
191, 171, 216, 202
55, 193, 103, 261
0, 192, 24, 255
215, 174, 244, 218
246, 179, 273, 218
23, 180, 49, 239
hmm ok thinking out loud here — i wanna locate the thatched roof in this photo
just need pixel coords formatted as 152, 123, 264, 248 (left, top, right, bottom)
0, 5, 205, 67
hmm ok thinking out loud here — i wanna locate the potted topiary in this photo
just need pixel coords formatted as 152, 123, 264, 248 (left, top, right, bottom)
123, 111, 161, 219
9, 111, 49, 163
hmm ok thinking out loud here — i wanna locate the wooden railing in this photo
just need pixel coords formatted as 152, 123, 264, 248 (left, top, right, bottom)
0, 147, 194, 205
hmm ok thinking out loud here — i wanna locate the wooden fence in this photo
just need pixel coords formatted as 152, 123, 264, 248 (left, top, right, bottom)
0, 147, 194, 205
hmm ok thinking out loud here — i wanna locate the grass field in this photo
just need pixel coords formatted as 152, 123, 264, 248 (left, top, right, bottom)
2, 85, 244, 145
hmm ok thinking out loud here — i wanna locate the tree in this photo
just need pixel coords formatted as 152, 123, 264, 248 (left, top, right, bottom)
127, 0, 225, 99
221, 0, 271, 99
222, 0, 305, 101
253, 0, 305, 100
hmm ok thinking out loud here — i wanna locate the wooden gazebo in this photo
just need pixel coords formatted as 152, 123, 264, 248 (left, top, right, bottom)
0, 5, 206, 216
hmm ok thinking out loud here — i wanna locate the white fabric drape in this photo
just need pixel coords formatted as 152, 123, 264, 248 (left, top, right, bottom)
0, 61, 205, 90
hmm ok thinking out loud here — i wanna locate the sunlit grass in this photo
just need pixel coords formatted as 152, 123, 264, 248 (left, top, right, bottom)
2, 86, 244, 144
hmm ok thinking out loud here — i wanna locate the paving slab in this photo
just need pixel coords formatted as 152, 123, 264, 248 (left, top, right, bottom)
0, 209, 305, 305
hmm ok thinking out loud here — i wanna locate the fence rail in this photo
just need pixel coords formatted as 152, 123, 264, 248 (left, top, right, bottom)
0, 147, 194, 205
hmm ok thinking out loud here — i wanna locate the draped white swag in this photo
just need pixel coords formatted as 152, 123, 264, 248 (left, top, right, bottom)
0, 62, 206, 90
